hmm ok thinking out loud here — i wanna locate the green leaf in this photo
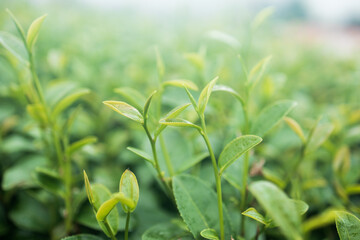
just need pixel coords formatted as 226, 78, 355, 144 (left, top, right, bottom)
305, 120, 334, 154
262, 168, 286, 189
159, 118, 201, 131
184, 86, 198, 110
119, 169, 139, 213
218, 135, 262, 174
292, 200, 309, 215
212, 84, 244, 106
27, 103, 48, 127
52, 89, 90, 119
156, 103, 191, 136
198, 77, 218, 115
207, 30, 240, 49
61, 234, 104, 240
142, 222, 193, 240
26, 14, 47, 50
127, 147, 155, 165
114, 87, 146, 110
284, 117, 306, 143
0, 31, 28, 63
9, 192, 52, 233
96, 196, 120, 221
91, 184, 119, 237
68, 136, 97, 155
83, 170, 94, 205
172, 174, 232, 239
163, 79, 198, 90
184, 52, 204, 70
6, 9, 26, 43
175, 152, 209, 174
249, 181, 302, 240
201, 228, 219, 240
143, 91, 157, 119
35, 167, 65, 197
155, 46, 165, 80
2, 155, 47, 190
242, 208, 268, 226
303, 208, 338, 232
222, 155, 246, 191
103, 101, 143, 124
251, 6, 275, 31
250, 100, 297, 137
335, 211, 360, 240
248, 55, 272, 88
333, 146, 351, 176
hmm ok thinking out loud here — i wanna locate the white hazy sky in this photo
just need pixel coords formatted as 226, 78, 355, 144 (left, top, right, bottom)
80, 0, 360, 23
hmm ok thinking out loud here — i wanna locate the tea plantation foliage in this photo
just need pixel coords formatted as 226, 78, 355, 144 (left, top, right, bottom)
0, 1, 359, 240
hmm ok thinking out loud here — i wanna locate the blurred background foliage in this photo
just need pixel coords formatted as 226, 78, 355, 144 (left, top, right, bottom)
0, 0, 359, 239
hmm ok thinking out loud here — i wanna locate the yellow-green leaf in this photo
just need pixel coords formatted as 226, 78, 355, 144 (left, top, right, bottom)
83, 170, 94, 205
333, 146, 350, 176
198, 77, 218, 115
242, 207, 268, 226
68, 136, 97, 155
251, 6, 275, 31
156, 103, 191, 136
284, 117, 306, 143
26, 14, 47, 50
163, 79, 198, 90
96, 196, 120, 222
119, 170, 139, 213
52, 89, 90, 119
103, 101, 143, 124
200, 228, 219, 240
159, 118, 201, 131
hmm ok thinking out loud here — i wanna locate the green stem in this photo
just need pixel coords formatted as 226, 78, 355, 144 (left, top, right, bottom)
143, 124, 173, 199
159, 134, 175, 177
200, 116, 224, 240
124, 212, 131, 240
104, 218, 117, 240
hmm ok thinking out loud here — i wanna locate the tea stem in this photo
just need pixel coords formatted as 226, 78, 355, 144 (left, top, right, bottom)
200, 116, 225, 240
124, 212, 131, 240
159, 134, 175, 177
104, 218, 117, 240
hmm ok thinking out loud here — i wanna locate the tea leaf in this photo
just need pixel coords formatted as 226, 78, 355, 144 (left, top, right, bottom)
184, 52, 204, 70
333, 146, 350, 176
303, 208, 338, 232
27, 103, 48, 127
175, 152, 209, 174
156, 103, 191, 136
207, 30, 240, 49
346, 185, 360, 195
26, 14, 47, 50
242, 207, 268, 226
262, 168, 286, 189
83, 170, 94, 205
184, 86, 198, 110
335, 211, 360, 240
142, 222, 193, 240
61, 234, 104, 240
218, 135, 262, 174
305, 121, 334, 154
143, 90, 157, 119
250, 100, 297, 137
223, 155, 246, 191
155, 47, 165, 80
52, 89, 90, 119
249, 181, 302, 240
200, 228, 219, 240
35, 167, 65, 197
212, 84, 244, 106
163, 79, 198, 90
284, 117, 306, 143
172, 174, 232, 239
68, 136, 97, 155
103, 101, 144, 124
252, 6, 275, 31
96, 196, 120, 222
0, 31, 28, 63
198, 77, 218, 115
91, 184, 119, 236
127, 147, 154, 165
248, 55, 272, 87
119, 169, 139, 213
292, 199, 309, 215
6, 9, 26, 42
114, 87, 146, 110
159, 118, 201, 131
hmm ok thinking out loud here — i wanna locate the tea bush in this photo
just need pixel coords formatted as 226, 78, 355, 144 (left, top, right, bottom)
0, 1, 359, 240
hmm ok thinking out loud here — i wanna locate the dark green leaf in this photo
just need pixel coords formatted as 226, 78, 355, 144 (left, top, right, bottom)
175, 152, 209, 174
35, 167, 65, 197
142, 222, 193, 240
335, 211, 360, 240
61, 234, 104, 240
